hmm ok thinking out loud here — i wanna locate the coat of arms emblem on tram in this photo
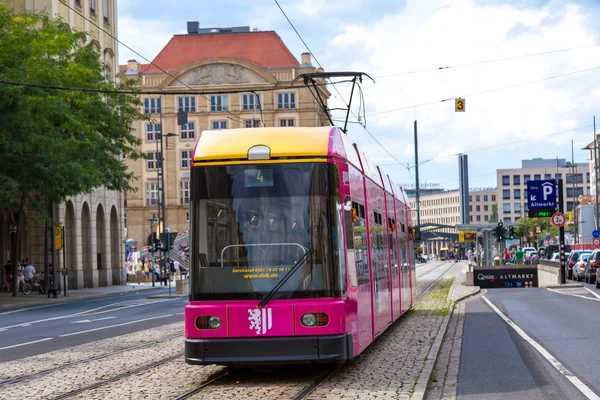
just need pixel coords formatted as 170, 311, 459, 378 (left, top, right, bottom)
248, 308, 273, 335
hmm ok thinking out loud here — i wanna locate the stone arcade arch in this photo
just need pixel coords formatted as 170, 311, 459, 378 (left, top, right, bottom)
81, 202, 93, 288
110, 206, 121, 285
65, 201, 77, 287
96, 204, 107, 286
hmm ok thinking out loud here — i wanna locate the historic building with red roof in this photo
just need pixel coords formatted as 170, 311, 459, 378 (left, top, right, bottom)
121, 22, 331, 249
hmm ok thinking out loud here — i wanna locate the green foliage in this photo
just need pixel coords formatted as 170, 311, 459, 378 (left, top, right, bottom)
515, 212, 573, 242
0, 5, 147, 217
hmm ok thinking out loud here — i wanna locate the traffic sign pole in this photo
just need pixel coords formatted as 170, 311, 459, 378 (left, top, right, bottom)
558, 179, 566, 284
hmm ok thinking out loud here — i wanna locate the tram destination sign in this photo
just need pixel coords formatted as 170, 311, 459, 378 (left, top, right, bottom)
527, 179, 556, 218
474, 268, 538, 289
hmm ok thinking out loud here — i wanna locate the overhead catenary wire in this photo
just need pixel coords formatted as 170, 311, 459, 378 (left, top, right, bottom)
272, 0, 410, 170
0, 78, 350, 96
60, 1, 323, 127
373, 42, 600, 79
368, 65, 600, 116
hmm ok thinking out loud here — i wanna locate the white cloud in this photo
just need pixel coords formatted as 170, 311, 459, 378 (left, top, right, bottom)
117, 16, 181, 65
325, 0, 600, 187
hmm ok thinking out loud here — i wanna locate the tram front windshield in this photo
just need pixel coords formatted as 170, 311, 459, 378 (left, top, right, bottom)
190, 163, 343, 301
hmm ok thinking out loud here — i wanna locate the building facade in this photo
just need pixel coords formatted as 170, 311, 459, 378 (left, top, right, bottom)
469, 189, 497, 223
121, 23, 331, 247
496, 158, 589, 224
409, 188, 495, 255
0, 0, 124, 289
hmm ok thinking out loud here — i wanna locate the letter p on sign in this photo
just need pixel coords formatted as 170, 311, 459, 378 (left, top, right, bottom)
543, 185, 553, 200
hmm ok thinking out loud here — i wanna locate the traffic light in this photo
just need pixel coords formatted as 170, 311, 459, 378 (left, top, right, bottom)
160, 231, 178, 251
509, 226, 515, 240
496, 222, 504, 242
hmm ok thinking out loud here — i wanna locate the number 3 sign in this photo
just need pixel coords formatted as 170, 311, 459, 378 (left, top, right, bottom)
455, 98, 465, 112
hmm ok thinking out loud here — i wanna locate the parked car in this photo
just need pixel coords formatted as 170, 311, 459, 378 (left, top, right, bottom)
551, 252, 560, 261
526, 250, 539, 265
585, 250, 600, 284
572, 252, 592, 281
567, 250, 592, 280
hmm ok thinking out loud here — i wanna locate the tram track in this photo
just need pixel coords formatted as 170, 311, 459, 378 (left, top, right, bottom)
291, 364, 339, 400
417, 261, 458, 301
0, 333, 183, 387
50, 352, 184, 400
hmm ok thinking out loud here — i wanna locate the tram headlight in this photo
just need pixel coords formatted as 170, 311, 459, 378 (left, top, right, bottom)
301, 313, 316, 326
196, 316, 222, 330
301, 313, 330, 327
208, 316, 222, 329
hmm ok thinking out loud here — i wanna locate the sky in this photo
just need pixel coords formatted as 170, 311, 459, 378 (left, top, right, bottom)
117, 0, 600, 191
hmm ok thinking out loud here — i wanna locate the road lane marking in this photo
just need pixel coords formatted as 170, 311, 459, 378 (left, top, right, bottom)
59, 314, 176, 337
71, 316, 116, 324
0, 337, 52, 351
482, 295, 600, 400
584, 288, 600, 299
0, 298, 180, 330
0, 289, 170, 316
546, 288, 600, 302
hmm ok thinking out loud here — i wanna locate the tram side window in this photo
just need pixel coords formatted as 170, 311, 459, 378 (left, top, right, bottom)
345, 196, 358, 287
371, 211, 387, 282
388, 217, 398, 271
399, 223, 408, 272
353, 200, 369, 286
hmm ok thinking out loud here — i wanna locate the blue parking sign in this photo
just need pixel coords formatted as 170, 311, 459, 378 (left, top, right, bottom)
593, 230, 600, 238
527, 180, 556, 212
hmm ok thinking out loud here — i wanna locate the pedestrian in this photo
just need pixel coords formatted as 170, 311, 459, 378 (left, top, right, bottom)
503, 248, 510, 264
173, 259, 181, 279
135, 259, 143, 280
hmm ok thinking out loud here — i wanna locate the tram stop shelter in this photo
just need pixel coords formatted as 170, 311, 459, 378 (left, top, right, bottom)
455, 223, 498, 266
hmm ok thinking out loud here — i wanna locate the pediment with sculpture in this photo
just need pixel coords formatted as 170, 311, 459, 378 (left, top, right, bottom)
171, 63, 270, 86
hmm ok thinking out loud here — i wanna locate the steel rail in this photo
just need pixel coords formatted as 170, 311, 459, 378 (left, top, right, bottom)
0, 333, 183, 387
171, 370, 230, 400
50, 353, 184, 400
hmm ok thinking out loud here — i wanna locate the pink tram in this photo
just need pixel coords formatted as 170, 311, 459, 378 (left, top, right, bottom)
185, 126, 416, 366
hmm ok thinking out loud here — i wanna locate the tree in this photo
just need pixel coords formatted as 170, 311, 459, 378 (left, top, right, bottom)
0, 5, 148, 295
490, 204, 498, 223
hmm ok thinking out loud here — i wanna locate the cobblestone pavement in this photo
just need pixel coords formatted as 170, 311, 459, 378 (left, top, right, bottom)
0, 322, 184, 383
305, 279, 454, 400
0, 265, 460, 400
186, 365, 333, 400
424, 301, 466, 400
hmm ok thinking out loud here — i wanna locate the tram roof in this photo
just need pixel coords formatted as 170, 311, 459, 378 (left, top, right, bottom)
193, 126, 347, 162
192, 126, 409, 204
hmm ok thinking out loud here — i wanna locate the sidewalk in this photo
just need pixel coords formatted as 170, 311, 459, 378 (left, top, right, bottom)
0, 282, 166, 309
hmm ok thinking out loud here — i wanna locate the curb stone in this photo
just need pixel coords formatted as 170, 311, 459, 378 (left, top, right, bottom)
147, 294, 185, 299
0, 287, 164, 310
412, 281, 479, 400
411, 310, 452, 400
453, 286, 480, 303
543, 283, 583, 289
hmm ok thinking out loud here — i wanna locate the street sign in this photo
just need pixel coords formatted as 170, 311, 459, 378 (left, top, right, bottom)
594, 238, 600, 247
458, 232, 464, 242
527, 180, 556, 217
455, 98, 465, 112
551, 212, 566, 227
529, 231, 534, 237
55, 226, 63, 251
536, 226, 541, 233
593, 230, 600, 238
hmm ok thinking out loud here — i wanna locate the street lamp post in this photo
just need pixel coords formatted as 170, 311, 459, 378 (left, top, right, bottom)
157, 131, 176, 292
147, 216, 159, 287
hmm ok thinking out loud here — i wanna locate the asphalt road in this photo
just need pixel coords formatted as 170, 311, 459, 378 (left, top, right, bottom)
458, 287, 600, 399
0, 288, 186, 362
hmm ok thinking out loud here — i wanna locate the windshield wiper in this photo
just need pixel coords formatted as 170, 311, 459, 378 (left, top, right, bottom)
257, 249, 313, 308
